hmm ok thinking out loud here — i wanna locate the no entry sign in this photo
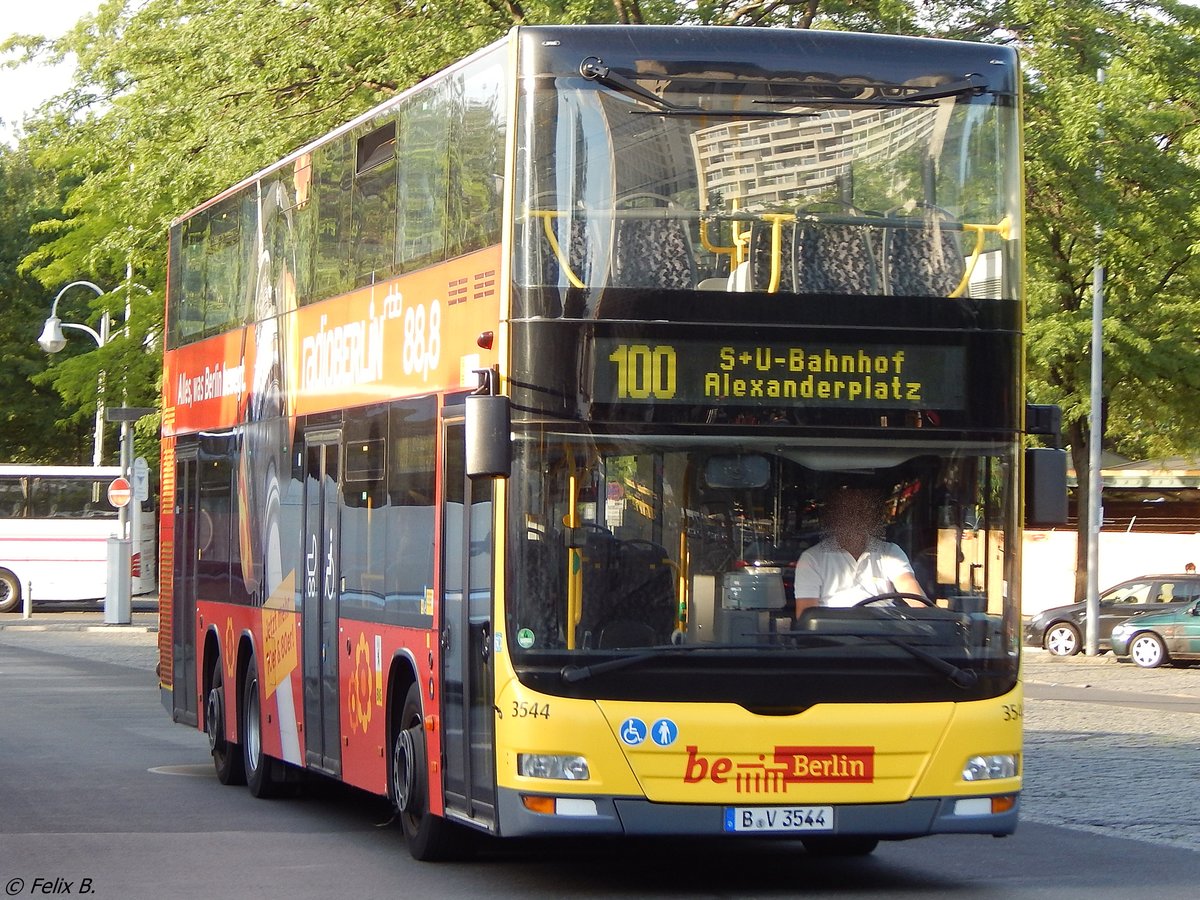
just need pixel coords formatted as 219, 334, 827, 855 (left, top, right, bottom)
107, 477, 132, 508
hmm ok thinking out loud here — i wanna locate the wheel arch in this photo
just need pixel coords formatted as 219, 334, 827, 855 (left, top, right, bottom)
201, 626, 223, 730
386, 649, 422, 745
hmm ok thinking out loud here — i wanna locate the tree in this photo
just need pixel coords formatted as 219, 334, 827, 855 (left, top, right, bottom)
0, 144, 95, 462
1015, 0, 1200, 599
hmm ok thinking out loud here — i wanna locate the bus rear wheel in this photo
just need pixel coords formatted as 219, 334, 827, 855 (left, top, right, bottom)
391, 683, 468, 861
0, 569, 20, 614
206, 657, 245, 785
242, 656, 290, 797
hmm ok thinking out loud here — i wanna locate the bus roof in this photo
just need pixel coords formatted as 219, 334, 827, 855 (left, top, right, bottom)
170, 24, 1017, 227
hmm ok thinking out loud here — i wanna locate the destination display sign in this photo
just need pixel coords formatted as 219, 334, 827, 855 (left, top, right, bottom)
591, 339, 966, 410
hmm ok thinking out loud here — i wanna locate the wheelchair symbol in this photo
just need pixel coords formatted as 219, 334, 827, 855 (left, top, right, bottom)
619, 717, 647, 746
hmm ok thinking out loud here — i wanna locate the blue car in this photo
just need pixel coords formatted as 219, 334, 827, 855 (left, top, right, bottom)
1110, 598, 1200, 668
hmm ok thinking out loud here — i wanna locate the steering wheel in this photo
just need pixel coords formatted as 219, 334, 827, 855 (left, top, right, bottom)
853, 591, 936, 609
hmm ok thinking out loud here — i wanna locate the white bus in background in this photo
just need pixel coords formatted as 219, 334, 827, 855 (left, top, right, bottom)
0, 465, 157, 612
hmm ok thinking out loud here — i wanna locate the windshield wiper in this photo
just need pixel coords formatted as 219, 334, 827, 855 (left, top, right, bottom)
579, 59, 989, 117
754, 74, 991, 109
560, 642, 785, 683
579, 57, 704, 113
579, 57, 816, 120
558, 632, 977, 688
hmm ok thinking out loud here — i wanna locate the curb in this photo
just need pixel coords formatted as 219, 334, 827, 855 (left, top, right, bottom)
0, 621, 158, 634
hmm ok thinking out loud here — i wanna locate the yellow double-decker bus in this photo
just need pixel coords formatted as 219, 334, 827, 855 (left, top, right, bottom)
158, 24, 1065, 860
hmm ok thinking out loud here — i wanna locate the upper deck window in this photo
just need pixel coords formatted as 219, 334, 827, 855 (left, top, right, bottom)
515, 61, 1020, 307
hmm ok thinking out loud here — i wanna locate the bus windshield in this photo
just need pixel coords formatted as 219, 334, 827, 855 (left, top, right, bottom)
516, 54, 1019, 302
506, 432, 1018, 705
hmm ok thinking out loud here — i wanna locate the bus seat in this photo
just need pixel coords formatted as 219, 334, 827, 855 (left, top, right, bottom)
613, 218, 696, 289
727, 261, 751, 292
884, 210, 964, 297
793, 220, 882, 295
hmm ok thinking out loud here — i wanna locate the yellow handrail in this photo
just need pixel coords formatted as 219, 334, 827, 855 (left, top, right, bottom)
950, 216, 1011, 299
564, 451, 582, 650
760, 213, 794, 294
698, 215, 738, 259
530, 210, 585, 289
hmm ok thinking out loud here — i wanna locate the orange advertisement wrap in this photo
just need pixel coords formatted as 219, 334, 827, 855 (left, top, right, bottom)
163, 245, 502, 435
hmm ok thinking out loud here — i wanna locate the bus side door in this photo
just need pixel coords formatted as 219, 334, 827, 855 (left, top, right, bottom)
301, 431, 342, 776
172, 446, 199, 726
440, 409, 497, 828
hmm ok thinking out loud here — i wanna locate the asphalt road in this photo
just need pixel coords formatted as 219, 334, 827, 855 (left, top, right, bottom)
2, 617, 1199, 898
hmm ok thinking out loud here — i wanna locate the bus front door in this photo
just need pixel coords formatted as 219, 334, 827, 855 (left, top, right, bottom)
172, 448, 199, 727
440, 413, 496, 829
301, 433, 342, 776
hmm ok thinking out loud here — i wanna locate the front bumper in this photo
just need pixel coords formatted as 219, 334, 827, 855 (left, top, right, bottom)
1110, 632, 1132, 656
496, 787, 1020, 839
1022, 622, 1045, 647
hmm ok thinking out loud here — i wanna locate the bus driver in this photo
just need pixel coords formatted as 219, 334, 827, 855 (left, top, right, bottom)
794, 485, 925, 614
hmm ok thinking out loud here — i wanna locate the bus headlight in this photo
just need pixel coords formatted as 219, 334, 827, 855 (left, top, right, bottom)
962, 754, 1018, 781
518, 753, 590, 781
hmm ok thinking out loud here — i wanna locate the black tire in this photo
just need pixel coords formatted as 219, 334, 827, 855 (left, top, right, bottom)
243, 656, 289, 798
1044, 622, 1082, 657
390, 683, 470, 861
801, 835, 880, 857
0, 569, 20, 614
206, 656, 245, 785
1129, 632, 1168, 669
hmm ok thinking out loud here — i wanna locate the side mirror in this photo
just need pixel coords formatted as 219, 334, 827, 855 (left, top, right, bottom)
1025, 447, 1068, 527
465, 393, 511, 478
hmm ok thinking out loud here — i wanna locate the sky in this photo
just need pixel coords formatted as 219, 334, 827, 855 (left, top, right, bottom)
0, 0, 104, 145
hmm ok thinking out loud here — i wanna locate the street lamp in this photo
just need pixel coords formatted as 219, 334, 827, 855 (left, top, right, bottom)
38, 280, 110, 466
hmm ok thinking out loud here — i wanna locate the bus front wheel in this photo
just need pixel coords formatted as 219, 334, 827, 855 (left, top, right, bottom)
0, 569, 20, 614
391, 683, 466, 861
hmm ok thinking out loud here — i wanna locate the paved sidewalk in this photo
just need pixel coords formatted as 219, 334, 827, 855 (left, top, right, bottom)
0, 600, 159, 633
1022, 645, 1200, 701
1019, 647, 1200, 851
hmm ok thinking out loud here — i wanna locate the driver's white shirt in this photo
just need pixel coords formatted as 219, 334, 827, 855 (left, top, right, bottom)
793, 537, 917, 607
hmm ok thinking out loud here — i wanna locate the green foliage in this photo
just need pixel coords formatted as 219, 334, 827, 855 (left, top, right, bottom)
0, 146, 96, 462
1018, 0, 1200, 462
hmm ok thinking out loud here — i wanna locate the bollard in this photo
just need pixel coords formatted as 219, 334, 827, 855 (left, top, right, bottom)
104, 536, 132, 625
23, 579, 32, 619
